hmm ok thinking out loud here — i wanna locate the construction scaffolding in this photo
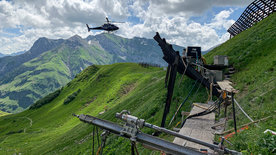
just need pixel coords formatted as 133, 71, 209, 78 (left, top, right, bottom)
228, 0, 276, 37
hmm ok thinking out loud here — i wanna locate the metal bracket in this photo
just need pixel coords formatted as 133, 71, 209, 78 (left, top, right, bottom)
116, 110, 145, 141
101, 130, 110, 141
121, 123, 139, 141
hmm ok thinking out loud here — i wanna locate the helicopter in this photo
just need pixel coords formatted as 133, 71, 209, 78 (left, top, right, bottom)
86, 17, 123, 32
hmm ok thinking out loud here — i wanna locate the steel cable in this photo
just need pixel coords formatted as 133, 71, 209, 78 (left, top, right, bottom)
168, 79, 199, 126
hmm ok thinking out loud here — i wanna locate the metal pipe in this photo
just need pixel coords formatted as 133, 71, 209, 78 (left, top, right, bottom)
74, 114, 203, 155
145, 122, 219, 150
115, 112, 240, 155
144, 122, 240, 154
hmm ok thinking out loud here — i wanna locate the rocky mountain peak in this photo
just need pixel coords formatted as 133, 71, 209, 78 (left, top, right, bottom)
65, 35, 84, 48
68, 35, 82, 41
29, 37, 51, 53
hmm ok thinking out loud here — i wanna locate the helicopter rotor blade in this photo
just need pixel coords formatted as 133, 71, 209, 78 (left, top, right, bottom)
110, 21, 125, 23
105, 16, 110, 23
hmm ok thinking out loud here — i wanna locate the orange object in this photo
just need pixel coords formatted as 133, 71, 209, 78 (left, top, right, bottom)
200, 148, 208, 153
223, 125, 249, 140
222, 91, 227, 99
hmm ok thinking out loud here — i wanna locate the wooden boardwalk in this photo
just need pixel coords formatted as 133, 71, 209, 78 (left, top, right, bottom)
173, 103, 215, 153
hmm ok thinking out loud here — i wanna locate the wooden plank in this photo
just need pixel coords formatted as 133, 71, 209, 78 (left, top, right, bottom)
173, 103, 215, 153
217, 80, 238, 93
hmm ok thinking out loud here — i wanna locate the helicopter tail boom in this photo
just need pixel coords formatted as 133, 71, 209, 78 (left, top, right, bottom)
91, 27, 103, 30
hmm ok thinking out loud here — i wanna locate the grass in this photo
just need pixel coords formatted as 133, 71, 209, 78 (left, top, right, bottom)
205, 13, 276, 153
0, 62, 208, 154
0, 33, 181, 113
0, 39, 118, 113
0, 110, 9, 117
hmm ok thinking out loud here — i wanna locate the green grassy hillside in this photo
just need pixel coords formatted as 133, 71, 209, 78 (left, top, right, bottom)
0, 110, 9, 117
0, 36, 111, 113
0, 34, 183, 113
205, 13, 276, 153
0, 63, 207, 154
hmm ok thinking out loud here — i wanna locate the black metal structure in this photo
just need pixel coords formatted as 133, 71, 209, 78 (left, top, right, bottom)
153, 33, 220, 97
228, 0, 276, 37
153, 32, 220, 127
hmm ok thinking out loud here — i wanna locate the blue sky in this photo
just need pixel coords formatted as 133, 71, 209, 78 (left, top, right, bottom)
0, 0, 253, 54
189, 7, 245, 35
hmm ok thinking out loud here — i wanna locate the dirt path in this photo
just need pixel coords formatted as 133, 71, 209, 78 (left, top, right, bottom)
21, 117, 33, 133
0, 117, 33, 145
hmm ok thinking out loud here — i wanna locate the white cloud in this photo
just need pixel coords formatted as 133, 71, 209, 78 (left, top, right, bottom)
208, 9, 235, 30
0, 0, 129, 54
116, 1, 239, 50
0, 0, 253, 54
142, 0, 253, 17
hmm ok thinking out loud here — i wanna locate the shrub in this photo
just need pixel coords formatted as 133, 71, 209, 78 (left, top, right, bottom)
29, 88, 62, 109
6, 130, 23, 135
138, 62, 161, 68
63, 89, 81, 105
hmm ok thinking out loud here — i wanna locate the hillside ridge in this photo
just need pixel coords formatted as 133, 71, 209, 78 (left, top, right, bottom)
205, 13, 276, 153
0, 33, 183, 113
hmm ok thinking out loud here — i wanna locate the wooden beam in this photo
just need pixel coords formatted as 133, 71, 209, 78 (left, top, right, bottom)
165, 64, 171, 88
227, 29, 235, 36
245, 8, 259, 22
267, 0, 275, 12
253, 1, 268, 16
161, 53, 179, 127
232, 23, 243, 33
235, 21, 248, 31
247, 6, 263, 21
273, 0, 276, 12
240, 15, 253, 27
244, 9, 259, 23
259, 0, 275, 13
219, 116, 272, 135
228, 26, 239, 36
237, 18, 250, 29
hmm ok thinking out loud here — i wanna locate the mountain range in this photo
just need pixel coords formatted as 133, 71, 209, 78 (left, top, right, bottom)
0, 12, 275, 154
0, 51, 26, 58
0, 33, 183, 113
